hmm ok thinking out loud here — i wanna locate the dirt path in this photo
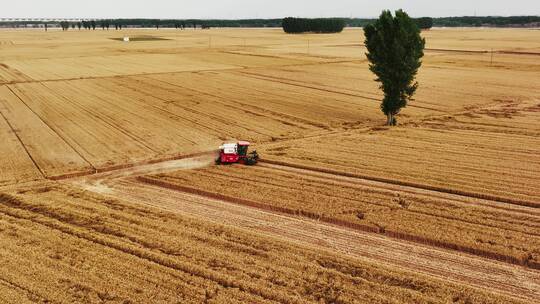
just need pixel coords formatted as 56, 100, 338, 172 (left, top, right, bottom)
99, 178, 540, 302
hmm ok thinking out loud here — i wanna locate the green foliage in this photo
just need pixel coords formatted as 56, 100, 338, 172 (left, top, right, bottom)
435, 15, 540, 27
59, 21, 70, 31
415, 17, 433, 30
282, 17, 345, 34
364, 10, 425, 125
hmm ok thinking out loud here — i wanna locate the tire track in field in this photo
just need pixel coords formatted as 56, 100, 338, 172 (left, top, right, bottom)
97, 178, 540, 302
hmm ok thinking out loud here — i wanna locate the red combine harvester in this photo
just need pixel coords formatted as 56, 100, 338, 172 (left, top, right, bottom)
216, 141, 259, 165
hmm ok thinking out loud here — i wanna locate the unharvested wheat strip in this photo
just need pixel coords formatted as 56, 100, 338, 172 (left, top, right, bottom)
0, 86, 94, 177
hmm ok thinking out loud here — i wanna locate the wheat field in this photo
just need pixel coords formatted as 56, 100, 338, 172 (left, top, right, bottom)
0, 27, 539, 302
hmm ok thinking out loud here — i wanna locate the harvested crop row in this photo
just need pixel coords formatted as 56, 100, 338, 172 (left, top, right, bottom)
151, 165, 540, 267
0, 182, 522, 303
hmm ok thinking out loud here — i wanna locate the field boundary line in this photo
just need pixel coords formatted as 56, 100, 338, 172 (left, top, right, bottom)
5, 85, 97, 174
259, 159, 540, 209
136, 176, 540, 270
0, 109, 45, 178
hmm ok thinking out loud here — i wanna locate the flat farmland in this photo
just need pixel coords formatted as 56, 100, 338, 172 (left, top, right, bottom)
0, 27, 539, 302
1, 182, 532, 303
145, 162, 540, 267
260, 101, 540, 205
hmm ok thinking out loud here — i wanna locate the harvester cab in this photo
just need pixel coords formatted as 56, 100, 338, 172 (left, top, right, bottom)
216, 141, 259, 166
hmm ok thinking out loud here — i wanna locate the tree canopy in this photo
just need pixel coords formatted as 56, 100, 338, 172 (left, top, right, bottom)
364, 10, 425, 126
282, 18, 345, 34
415, 17, 433, 30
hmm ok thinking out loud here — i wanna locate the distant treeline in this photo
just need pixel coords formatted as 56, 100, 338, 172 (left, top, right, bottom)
0, 19, 283, 29
433, 16, 540, 27
1, 16, 539, 30
282, 17, 345, 33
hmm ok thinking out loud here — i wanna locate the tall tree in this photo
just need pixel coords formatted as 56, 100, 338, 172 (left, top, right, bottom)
364, 10, 425, 126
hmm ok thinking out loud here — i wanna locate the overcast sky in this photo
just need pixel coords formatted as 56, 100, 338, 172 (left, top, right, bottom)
3, 1, 540, 19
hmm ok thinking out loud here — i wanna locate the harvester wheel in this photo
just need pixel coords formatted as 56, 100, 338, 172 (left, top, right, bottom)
245, 157, 257, 166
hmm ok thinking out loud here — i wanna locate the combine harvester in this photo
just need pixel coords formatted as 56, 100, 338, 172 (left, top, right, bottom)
216, 141, 259, 165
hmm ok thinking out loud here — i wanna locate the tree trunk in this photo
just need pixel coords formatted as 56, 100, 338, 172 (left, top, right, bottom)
386, 113, 393, 126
